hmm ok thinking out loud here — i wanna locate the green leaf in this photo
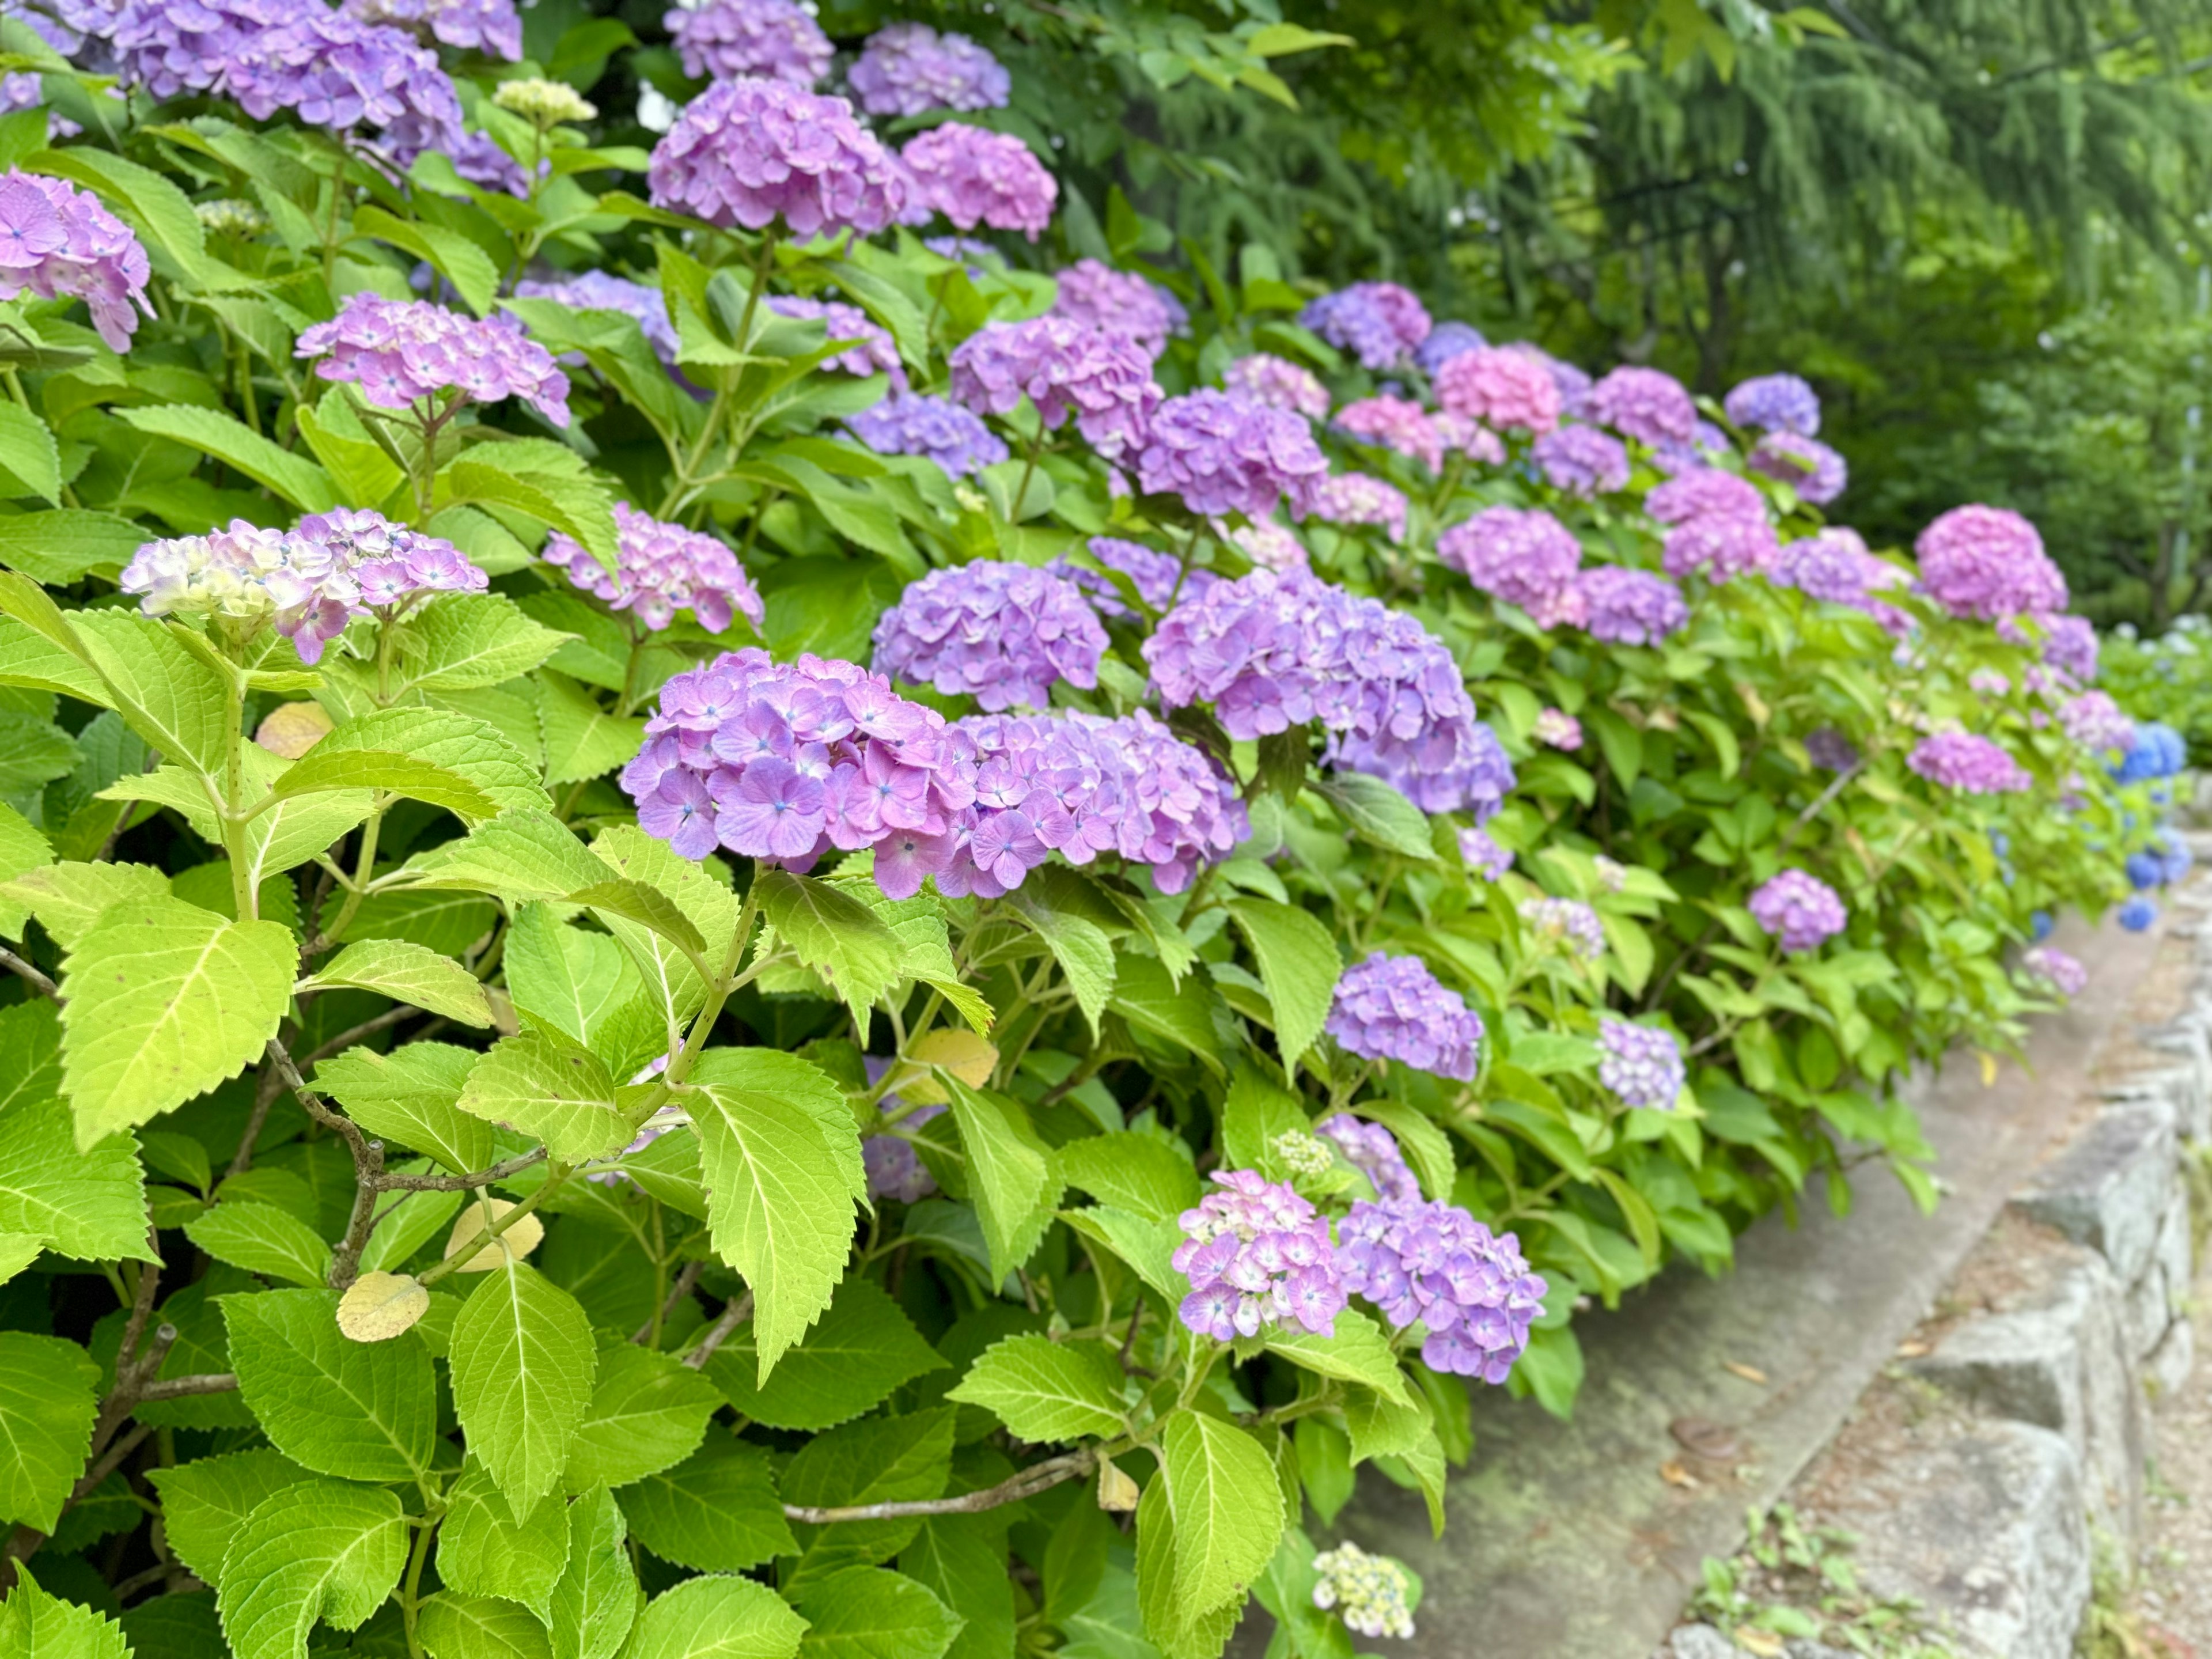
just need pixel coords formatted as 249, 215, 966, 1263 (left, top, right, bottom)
147, 1450, 315, 1589
625, 1575, 808, 1659
351, 203, 501, 316
0, 1565, 131, 1658
567, 876, 708, 968
0, 1097, 153, 1261
539, 672, 645, 786
1339, 1098, 1455, 1201
215, 1480, 407, 1659
588, 824, 741, 1018
437, 1460, 573, 1620
410, 809, 608, 899
941, 1078, 1059, 1286
687, 1048, 865, 1384
1134, 1475, 1241, 1659
313, 1041, 493, 1176
1311, 773, 1435, 859
442, 458, 619, 570
70, 609, 233, 777
898, 1517, 1010, 1659
1218, 1063, 1309, 1179
449, 1262, 599, 1522
794, 1567, 959, 1659
1052, 1134, 1200, 1221
1340, 1385, 1430, 1464
0, 801, 50, 936
702, 1275, 947, 1432
561, 1342, 724, 1491
1261, 1308, 1411, 1405
270, 706, 548, 822
117, 404, 339, 512
300, 937, 495, 1027
0, 509, 145, 585
1058, 1205, 1181, 1302
104, 748, 373, 898
222, 1288, 438, 1484
945, 1333, 1126, 1443
59, 894, 296, 1149
1108, 956, 1223, 1075
615, 1432, 796, 1572
418, 1593, 555, 1659
0, 1331, 99, 1532
0, 402, 60, 504
547, 1485, 639, 1659
505, 904, 643, 1052
1161, 1411, 1283, 1618
1225, 899, 1340, 1071
397, 593, 571, 694
458, 1029, 633, 1164
756, 868, 902, 1021
1013, 894, 1115, 1037
781, 1408, 954, 1580
185, 1201, 332, 1287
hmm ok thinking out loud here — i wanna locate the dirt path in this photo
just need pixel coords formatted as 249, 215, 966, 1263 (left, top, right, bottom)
2134, 1262, 2212, 1658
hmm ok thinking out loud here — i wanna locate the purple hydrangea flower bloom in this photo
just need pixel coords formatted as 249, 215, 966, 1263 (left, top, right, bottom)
948, 316, 1160, 461
1144, 567, 1514, 817
1645, 468, 1765, 525
1132, 390, 1330, 518
1915, 505, 2068, 620
764, 294, 903, 382
625, 648, 977, 889
1316, 1112, 1422, 1203
1459, 825, 1513, 880
1335, 1195, 1546, 1382
513, 271, 679, 364
1434, 346, 1560, 434
1907, 730, 2033, 794
1748, 868, 1847, 953
1576, 566, 1688, 646
2044, 615, 2099, 681
0, 171, 151, 351
2020, 944, 2088, 998
1723, 372, 1820, 437
1806, 728, 1860, 772
1414, 319, 1486, 376
1662, 513, 1779, 584
1438, 506, 1583, 622
861, 1103, 944, 1201
849, 21, 1009, 115
222, 6, 464, 166
544, 502, 763, 634
845, 390, 1008, 477
1531, 425, 1630, 496
1052, 536, 1212, 618
1772, 528, 1875, 607
344, 0, 520, 56
1050, 258, 1185, 359
1174, 1169, 1346, 1340
1223, 518, 1310, 573
872, 562, 1108, 712
2060, 691, 2135, 754
1332, 395, 1444, 474
1598, 1019, 1684, 1111
296, 293, 570, 425
1300, 282, 1430, 371
899, 123, 1055, 240
1325, 953, 1484, 1081
1752, 431, 1847, 504
666, 0, 830, 85
648, 78, 905, 238
295, 509, 486, 619
1533, 709, 1582, 749
1222, 353, 1329, 420
453, 131, 535, 197
1433, 412, 1506, 465
1585, 366, 1697, 448
1520, 895, 1605, 961
1308, 473, 1410, 544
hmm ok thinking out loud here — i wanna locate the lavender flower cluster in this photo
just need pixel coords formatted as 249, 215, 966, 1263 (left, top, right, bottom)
1597, 1019, 1684, 1111
1645, 468, 1764, 526
1438, 506, 1583, 627
1134, 391, 1329, 518
1174, 1171, 1346, 1340
1908, 731, 2033, 794
1300, 282, 1431, 371
1414, 320, 1484, 375
1459, 825, 1513, 880
1724, 373, 1820, 435
845, 391, 1008, 478
1324, 954, 1485, 1082
1315, 1112, 1422, 1203
1310, 1544, 1417, 1641
1585, 366, 1697, 448
1748, 868, 1848, 953
1915, 505, 2070, 621
1434, 346, 1560, 434
871, 562, 1108, 712
1332, 395, 1444, 474
1752, 432, 1847, 505
0, 172, 150, 351
2061, 691, 2136, 755
849, 21, 1010, 115
1336, 1194, 1546, 1381
1577, 566, 1691, 646
1222, 353, 1329, 421
1520, 896, 1605, 962
1050, 537, 1212, 618
666, 0, 831, 86
622, 650, 976, 887
543, 502, 763, 634
344, 0, 520, 56
1143, 569, 1514, 818
296, 293, 570, 424
1532, 425, 1630, 496
513, 271, 680, 366
2020, 945, 2089, 998
899, 124, 1056, 240
1663, 513, 1779, 585
948, 317, 1160, 462
1051, 259, 1186, 359
647, 78, 905, 240
1309, 474, 1410, 544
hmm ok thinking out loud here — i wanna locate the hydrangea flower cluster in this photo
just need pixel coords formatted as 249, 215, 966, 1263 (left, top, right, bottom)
1531, 425, 1630, 496
1051, 537, 1211, 618
899, 124, 1056, 240
1806, 728, 1860, 772
1585, 366, 1697, 448
1143, 569, 1514, 817
1222, 353, 1329, 420
1645, 468, 1765, 525
1335, 1194, 1546, 1380
844, 391, 1008, 478
933, 708, 1248, 896
2122, 897, 2160, 933
1414, 320, 1485, 375
1309, 473, 1410, 544
1299, 282, 1431, 371
647, 78, 905, 240
1438, 506, 1582, 624
666, 0, 831, 86
1173, 1171, 1346, 1340
1273, 1130, 1335, 1181
1662, 513, 1779, 584
1532, 709, 1582, 749
453, 132, 534, 197
2113, 723, 2187, 784
0, 172, 151, 351
1434, 412, 1507, 465
1598, 1019, 1685, 1111
1315, 1112, 1422, 1203
1132, 391, 1330, 518
2061, 691, 2136, 755
1907, 731, 2033, 794
543, 502, 763, 634
296, 293, 570, 423
947, 317, 1160, 461
1310, 1544, 1417, 1641
1748, 868, 1848, 953
1914, 505, 2069, 620
1433, 346, 1560, 434
2044, 615, 2100, 681
492, 77, 595, 126
871, 562, 1107, 712
1323, 954, 1485, 1081
848, 21, 1009, 115
1050, 259, 1185, 359
225, 7, 463, 165
513, 271, 679, 365
623, 649, 976, 885
1724, 373, 1820, 435
294, 509, 486, 616
1575, 566, 1690, 646
2020, 945, 2089, 998
1520, 896, 1605, 962
1459, 825, 1513, 880
861, 1103, 944, 1202
344, 0, 520, 56
1224, 520, 1310, 572
1752, 432, 1847, 504
764, 295, 902, 381
1770, 527, 1891, 612
1332, 395, 1444, 474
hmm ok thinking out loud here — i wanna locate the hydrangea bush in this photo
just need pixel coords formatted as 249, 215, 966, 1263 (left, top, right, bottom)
0, 12, 2158, 1659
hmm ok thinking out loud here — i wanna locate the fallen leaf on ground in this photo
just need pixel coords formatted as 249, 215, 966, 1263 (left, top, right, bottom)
1723, 1361, 1768, 1385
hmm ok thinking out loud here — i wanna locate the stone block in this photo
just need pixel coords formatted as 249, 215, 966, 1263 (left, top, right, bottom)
2156, 1185, 2193, 1302
1664, 1628, 1737, 1659
2146, 1316, 2195, 1400
2139, 1021, 2212, 1142
2124, 1259, 2172, 1363
2014, 1103, 2178, 1285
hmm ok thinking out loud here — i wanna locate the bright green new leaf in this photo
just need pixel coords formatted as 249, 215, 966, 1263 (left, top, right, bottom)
1340, 1385, 1432, 1465
448, 1262, 599, 1522
1161, 1410, 1285, 1618
0, 860, 168, 952
458, 1029, 633, 1164
755, 868, 902, 1020
300, 937, 495, 1027
185, 1200, 332, 1288
1262, 1308, 1411, 1405
0, 1331, 100, 1532
0, 509, 144, 585
418, 1593, 555, 1659
941, 1078, 1059, 1287
945, 1334, 1127, 1443
547, 1485, 639, 1659
101, 747, 373, 899
118, 404, 340, 512
794, 1567, 960, 1659
270, 706, 548, 822
69, 611, 233, 779
1013, 894, 1115, 1037
351, 203, 501, 317
1225, 899, 1340, 1072
702, 1275, 947, 1432
222, 1289, 438, 1484
408, 809, 609, 898
313, 1041, 493, 1176
0, 1098, 153, 1260
589, 824, 740, 1017
561, 1343, 724, 1491
615, 1433, 796, 1571
1134, 1476, 1242, 1659
215, 1482, 408, 1659
539, 671, 645, 785
437, 1460, 574, 1620
395, 593, 572, 695
504, 904, 643, 1051
624, 1574, 808, 1659
1053, 1134, 1200, 1221
0, 401, 61, 504
1108, 955, 1224, 1075
0, 1565, 131, 1658
147, 1449, 315, 1589
0, 800, 51, 937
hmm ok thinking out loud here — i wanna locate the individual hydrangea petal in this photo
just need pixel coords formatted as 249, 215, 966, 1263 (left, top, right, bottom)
1907, 730, 2032, 794
666, 0, 831, 85
1915, 505, 2068, 620
872, 562, 1108, 712
1748, 868, 1847, 953
1597, 1019, 1684, 1111
1300, 282, 1430, 371
849, 21, 1009, 115
899, 123, 1056, 240
1723, 372, 1820, 436
845, 390, 1007, 477
1132, 390, 1330, 519
1222, 353, 1329, 420
1050, 258, 1185, 359
647, 78, 906, 239
1434, 346, 1559, 434
947, 316, 1160, 461
544, 502, 762, 634
0, 171, 151, 351
1324, 955, 1483, 1081
1584, 365, 1696, 448
296, 292, 569, 425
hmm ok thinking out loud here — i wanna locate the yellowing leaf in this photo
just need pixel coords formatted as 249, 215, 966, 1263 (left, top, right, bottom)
338, 1271, 431, 1342
445, 1198, 547, 1271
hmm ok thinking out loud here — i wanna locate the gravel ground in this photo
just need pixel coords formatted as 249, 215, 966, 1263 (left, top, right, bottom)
2134, 1271, 2212, 1657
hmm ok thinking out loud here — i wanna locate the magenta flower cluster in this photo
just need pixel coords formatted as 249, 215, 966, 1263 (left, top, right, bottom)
1585, 366, 1698, 448
1439, 506, 1584, 625
1324, 953, 1485, 1082
871, 562, 1107, 712
1724, 373, 1820, 436
0, 172, 150, 352
624, 650, 976, 886
2061, 691, 2135, 754
1299, 282, 1431, 371
2021, 945, 2089, 998
296, 293, 570, 424
899, 124, 1056, 240
1576, 566, 1690, 646
1531, 425, 1630, 496
845, 391, 1008, 478
1175, 1170, 1346, 1340
1598, 1019, 1685, 1111
1133, 391, 1330, 518
1316, 1113, 1422, 1203
1434, 346, 1560, 434
948, 317, 1160, 461
1748, 868, 1848, 953
1907, 731, 2033, 794
849, 22, 1010, 115
648, 78, 905, 240
1051, 259, 1186, 359
1332, 395, 1444, 474
666, 0, 831, 86
1662, 513, 1778, 584
1222, 353, 1328, 420
513, 271, 680, 366
1915, 505, 2069, 621
543, 502, 763, 634
1336, 1195, 1546, 1382
344, 0, 520, 56
1645, 468, 1764, 525
764, 296, 902, 382
1752, 433, 1847, 505
1309, 474, 1410, 544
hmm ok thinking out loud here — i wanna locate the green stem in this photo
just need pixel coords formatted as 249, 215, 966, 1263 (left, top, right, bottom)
219, 660, 256, 921
320, 151, 348, 290
417, 1170, 569, 1287
398, 1509, 441, 1659
316, 805, 384, 947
